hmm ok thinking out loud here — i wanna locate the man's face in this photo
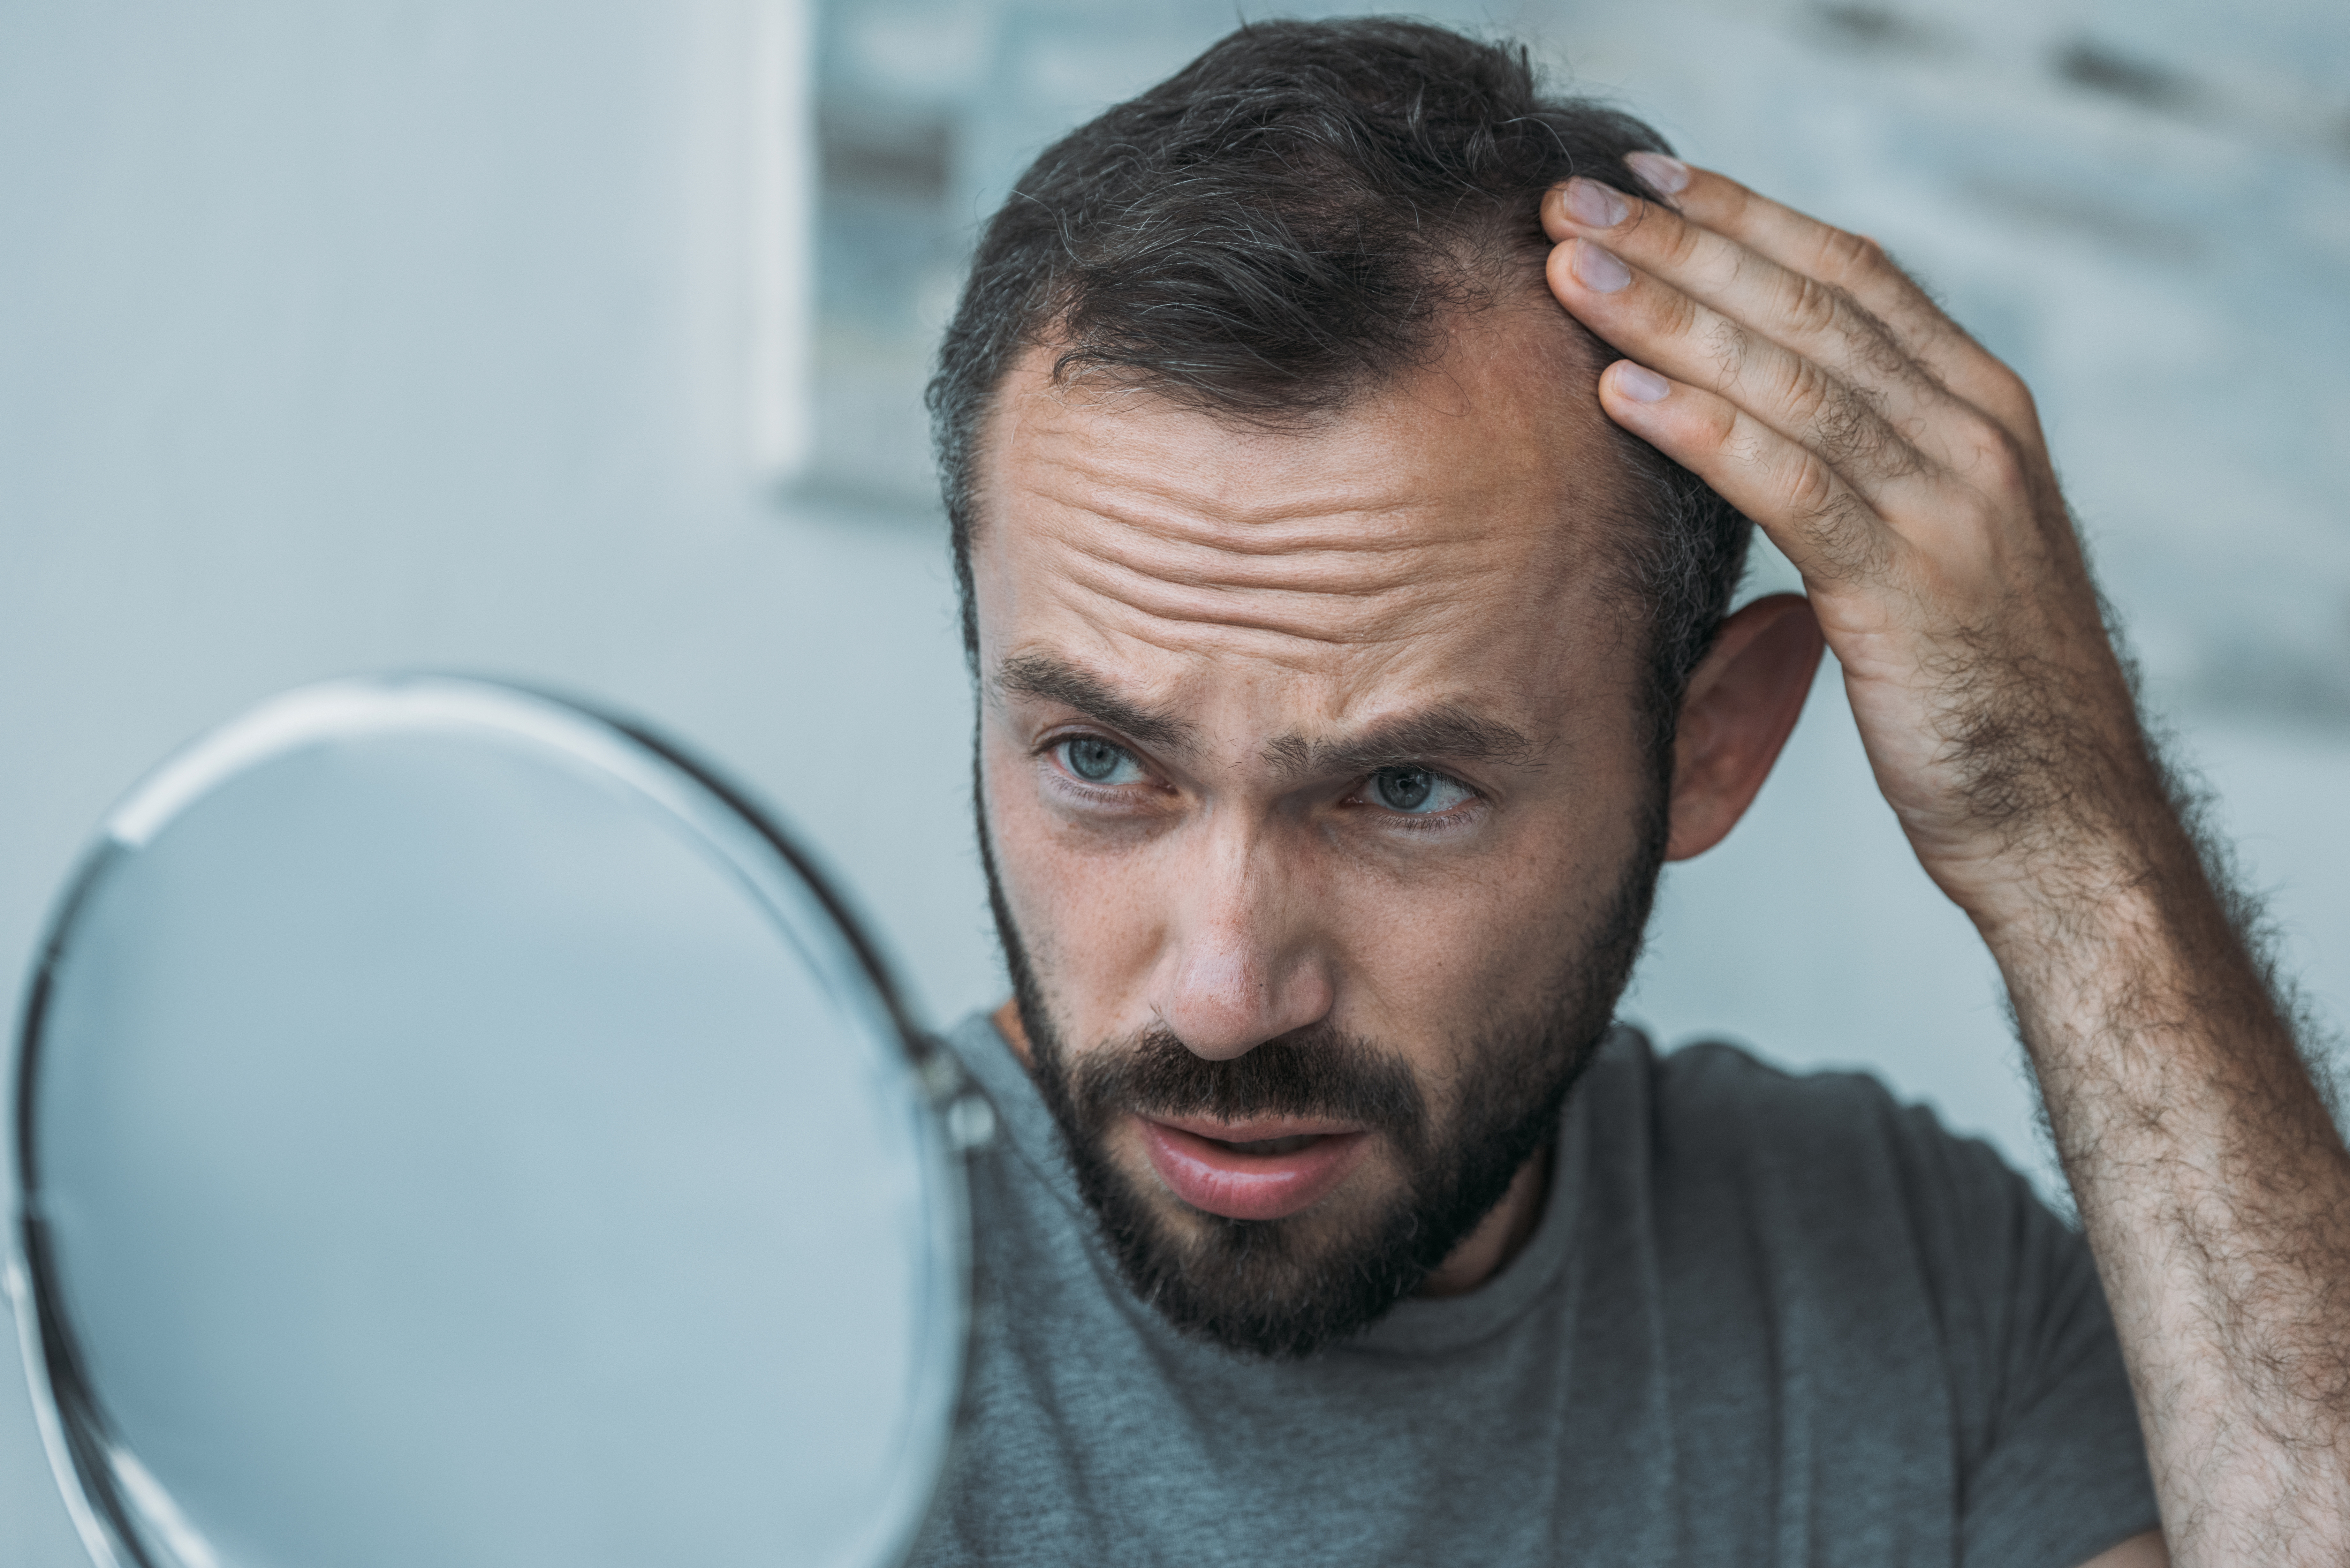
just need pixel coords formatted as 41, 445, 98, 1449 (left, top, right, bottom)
970, 304, 1666, 1357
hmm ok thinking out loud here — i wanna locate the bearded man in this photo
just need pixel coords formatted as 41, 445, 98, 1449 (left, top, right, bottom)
906, 19, 2350, 1566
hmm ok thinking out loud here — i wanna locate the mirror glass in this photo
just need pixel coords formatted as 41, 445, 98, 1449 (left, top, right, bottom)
9, 677, 965, 1568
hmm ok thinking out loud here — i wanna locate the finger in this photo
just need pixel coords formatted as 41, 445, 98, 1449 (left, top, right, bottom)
1640, 160, 1959, 366
1543, 174, 1953, 453
1546, 235, 1938, 508
1623, 157, 2033, 434
1594, 358, 1907, 591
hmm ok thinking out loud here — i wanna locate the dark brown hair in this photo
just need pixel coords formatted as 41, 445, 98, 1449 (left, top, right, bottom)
927, 17, 1751, 743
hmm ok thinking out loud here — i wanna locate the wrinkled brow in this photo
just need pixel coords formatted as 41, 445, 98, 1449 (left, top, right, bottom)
994, 652, 1195, 753
1264, 705, 1542, 781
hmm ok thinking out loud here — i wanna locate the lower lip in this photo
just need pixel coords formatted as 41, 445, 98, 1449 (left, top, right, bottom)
1137, 1120, 1369, 1221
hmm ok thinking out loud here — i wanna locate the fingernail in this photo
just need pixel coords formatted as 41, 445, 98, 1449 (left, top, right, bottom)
1625, 151, 1690, 196
1563, 176, 1628, 228
1573, 240, 1632, 293
1615, 364, 1672, 403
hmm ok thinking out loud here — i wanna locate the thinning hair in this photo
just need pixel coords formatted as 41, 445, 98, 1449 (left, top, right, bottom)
927, 17, 1752, 755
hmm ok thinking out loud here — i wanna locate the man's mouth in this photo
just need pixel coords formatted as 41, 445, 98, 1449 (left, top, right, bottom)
1219, 1133, 1321, 1156
1135, 1113, 1371, 1221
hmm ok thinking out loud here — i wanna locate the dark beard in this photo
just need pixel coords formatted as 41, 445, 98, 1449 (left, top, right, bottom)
975, 760, 1667, 1360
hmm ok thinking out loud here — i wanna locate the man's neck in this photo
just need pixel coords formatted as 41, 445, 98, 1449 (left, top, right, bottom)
1415, 1142, 1553, 1297
987, 998, 1553, 1297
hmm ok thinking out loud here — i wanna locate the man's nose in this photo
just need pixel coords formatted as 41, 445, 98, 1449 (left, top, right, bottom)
1153, 831, 1334, 1061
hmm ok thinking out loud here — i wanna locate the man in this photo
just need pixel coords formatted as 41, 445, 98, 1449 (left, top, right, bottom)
907, 19, 2350, 1566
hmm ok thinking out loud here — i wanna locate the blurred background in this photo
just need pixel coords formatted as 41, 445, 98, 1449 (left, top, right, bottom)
4, 0, 2346, 1557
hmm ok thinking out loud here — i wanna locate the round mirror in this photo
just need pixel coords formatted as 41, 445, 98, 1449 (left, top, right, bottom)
7, 676, 969, 1568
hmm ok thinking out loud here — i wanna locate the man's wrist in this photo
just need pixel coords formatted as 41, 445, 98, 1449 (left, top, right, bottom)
1943, 809, 2189, 968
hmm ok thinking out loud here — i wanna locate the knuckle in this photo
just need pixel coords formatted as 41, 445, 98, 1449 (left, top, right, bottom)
1778, 272, 1843, 338
1960, 492, 2013, 546
1701, 396, 1744, 454
1780, 271, 1933, 397
1967, 423, 2031, 497
1658, 213, 1707, 270
1776, 354, 1837, 426
1779, 452, 1842, 520
1978, 361, 2039, 428
1654, 292, 1711, 357
1816, 227, 1887, 283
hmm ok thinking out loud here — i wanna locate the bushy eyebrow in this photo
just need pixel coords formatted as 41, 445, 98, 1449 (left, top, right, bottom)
1263, 705, 1541, 781
994, 652, 1196, 753
993, 652, 1539, 779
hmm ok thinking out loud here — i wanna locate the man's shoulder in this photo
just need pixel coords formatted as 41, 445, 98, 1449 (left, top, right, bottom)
1580, 1026, 2045, 1249
1587, 1024, 1937, 1140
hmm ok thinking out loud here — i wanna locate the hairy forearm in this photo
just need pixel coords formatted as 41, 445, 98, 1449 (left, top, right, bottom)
1987, 801, 2350, 1563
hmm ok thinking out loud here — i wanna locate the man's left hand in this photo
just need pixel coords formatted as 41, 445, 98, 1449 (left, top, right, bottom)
1542, 155, 2145, 932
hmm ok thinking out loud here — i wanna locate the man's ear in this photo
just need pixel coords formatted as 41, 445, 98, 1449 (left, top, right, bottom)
1664, 592, 1824, 862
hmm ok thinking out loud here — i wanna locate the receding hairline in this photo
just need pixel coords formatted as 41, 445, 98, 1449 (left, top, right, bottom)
960, 281, 1621, 550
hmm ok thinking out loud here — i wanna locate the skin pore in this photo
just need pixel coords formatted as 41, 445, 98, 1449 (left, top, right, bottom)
969, 295, 1823, 1310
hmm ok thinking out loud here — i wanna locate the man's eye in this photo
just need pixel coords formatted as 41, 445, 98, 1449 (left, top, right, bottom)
1367, 766, 1473, 815
1058, 736, 1141, 784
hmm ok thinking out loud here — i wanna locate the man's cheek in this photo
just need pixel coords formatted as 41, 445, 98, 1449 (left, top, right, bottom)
1045, 870, 1168, 1043
1328, 871, 1550, 1022
983, 752, 1066, 952
985, 745, 1165, 1031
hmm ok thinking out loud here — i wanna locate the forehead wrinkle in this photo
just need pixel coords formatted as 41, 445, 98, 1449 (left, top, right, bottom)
1016, 438, 1501, 578
1027, 514, 1554, 674
1042, 592, 1422, 677
1051, 514, 1457, 606
1025, 493, 1519, 653
1049, 545, 1458, 649
1071, 490, 1457, 562
1027, 445, 1498, 557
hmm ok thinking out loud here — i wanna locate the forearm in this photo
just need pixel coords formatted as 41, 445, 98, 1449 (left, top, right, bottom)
1986, 802, 2350, 1563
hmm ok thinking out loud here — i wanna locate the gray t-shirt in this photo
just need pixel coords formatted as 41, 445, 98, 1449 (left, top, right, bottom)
910, 1013, 2160, 1567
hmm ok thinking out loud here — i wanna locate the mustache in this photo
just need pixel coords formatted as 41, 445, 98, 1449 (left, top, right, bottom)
1066, 1023, 1428, 1138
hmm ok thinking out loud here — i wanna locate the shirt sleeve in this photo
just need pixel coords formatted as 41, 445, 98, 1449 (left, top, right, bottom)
1884, 1103, 2164, 1568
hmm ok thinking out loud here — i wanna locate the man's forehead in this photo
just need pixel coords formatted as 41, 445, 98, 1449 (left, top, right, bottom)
981, 301, 1614, 534
968, 302, 1644, 723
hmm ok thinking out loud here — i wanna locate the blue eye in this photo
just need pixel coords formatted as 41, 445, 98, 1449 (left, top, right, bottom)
1059, 736, 1141, 784
1368, 766, 1472, 815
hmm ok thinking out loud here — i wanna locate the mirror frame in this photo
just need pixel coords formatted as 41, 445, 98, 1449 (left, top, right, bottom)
6, 674, 974, 1568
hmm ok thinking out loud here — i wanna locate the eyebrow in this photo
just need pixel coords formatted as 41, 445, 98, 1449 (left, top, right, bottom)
994, 652, 1197, 753
993, 652, 1540, 779
1264, 704, 1542, 781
